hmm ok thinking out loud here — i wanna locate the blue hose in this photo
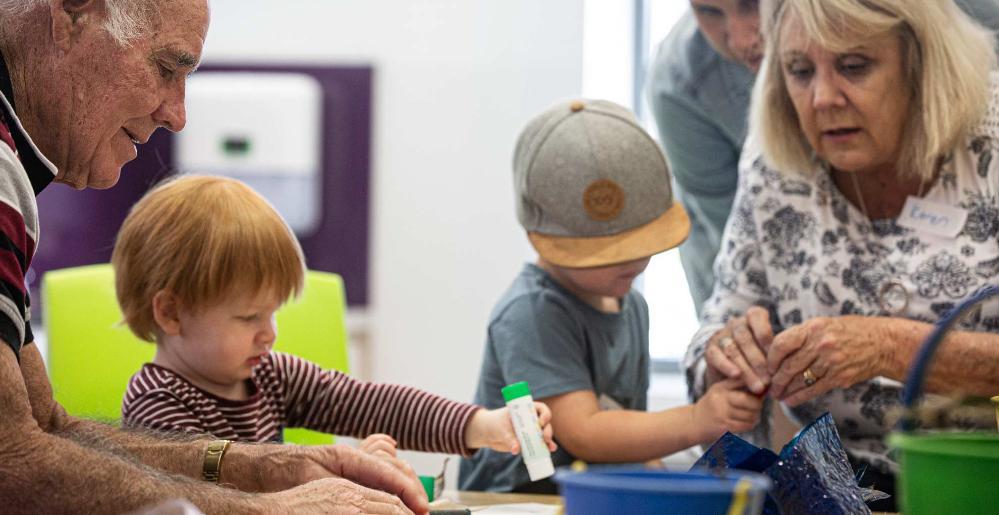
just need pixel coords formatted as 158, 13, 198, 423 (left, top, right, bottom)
899, 284, 999, 431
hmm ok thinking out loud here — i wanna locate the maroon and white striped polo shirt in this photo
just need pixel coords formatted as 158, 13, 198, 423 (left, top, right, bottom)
0, 53, 57, 357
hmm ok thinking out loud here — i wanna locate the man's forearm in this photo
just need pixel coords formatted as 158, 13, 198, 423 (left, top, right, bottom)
57, 417, 209, 481
2, 343, 265, 511
18, 342, 228, 485
57, 418, 272, 492
0, 428, 265, 514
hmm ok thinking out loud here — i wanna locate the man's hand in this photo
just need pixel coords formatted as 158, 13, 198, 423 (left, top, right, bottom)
463, 404, 557, 454
224, 443, 428, 514
261, 477, 415, 515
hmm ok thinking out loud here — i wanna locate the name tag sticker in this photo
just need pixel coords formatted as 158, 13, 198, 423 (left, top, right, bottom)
897, 196, 968, 238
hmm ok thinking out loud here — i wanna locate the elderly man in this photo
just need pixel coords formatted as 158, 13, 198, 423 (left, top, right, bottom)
648, 0, 999, 318
0, 1, 426, 513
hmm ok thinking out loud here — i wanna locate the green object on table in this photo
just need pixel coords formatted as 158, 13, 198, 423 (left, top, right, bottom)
419, 475, 436, 502
891, 286, 999, 515
992, 395, 999, 431
43, 264, 349, 446
890, 432, 999, 515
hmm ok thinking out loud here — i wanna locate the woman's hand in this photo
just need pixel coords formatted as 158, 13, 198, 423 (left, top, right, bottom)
767, 315, 888, 406
463, 404, 558, 454
704, 306, 774, 395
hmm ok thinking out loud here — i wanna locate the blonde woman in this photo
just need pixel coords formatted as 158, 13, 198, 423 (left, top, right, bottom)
685, 0, 999, 509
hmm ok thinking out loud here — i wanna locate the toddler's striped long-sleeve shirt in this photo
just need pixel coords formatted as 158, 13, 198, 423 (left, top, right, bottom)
122, 351, 479, 455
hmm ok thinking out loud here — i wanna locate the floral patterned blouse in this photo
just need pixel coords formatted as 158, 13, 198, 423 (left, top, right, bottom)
685, 75, 999, 473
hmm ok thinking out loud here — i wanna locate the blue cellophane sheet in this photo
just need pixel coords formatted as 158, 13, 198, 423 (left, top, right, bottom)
691, 413, 881, 515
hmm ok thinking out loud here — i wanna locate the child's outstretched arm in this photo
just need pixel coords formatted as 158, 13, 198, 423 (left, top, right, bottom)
542, 381, 761, 463
462, 402, 557, 454
277, 353, 477, 455
359, 404, 556, 458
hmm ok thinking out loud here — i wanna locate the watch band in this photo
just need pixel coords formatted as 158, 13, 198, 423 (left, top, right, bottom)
202, 439, 232, 483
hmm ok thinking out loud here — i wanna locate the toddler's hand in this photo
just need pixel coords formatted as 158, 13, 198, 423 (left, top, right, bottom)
357, 433, 420, 495
692, 379, 763, 443
360, 433, 398, 458
464, 403, 558, 454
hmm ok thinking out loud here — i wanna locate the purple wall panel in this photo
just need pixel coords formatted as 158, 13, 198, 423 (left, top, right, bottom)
30, 65, 372, 312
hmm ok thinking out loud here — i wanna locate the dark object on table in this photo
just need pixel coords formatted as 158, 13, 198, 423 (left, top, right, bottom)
693, 413, 885, 514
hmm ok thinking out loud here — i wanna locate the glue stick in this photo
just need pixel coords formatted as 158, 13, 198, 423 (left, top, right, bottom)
502, 381, 554, 481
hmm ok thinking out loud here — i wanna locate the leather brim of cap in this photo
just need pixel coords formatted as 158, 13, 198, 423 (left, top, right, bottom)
528, 202, 691, 269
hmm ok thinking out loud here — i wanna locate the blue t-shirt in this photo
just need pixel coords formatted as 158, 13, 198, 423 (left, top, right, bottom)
458, 264, 650, 492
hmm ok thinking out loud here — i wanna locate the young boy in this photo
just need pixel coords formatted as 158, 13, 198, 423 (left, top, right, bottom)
116, 175, 555, 465
459, 99, 763, 493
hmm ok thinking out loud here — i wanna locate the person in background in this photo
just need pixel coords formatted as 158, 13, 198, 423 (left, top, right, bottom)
116, 175, 557, 479
647, 0, 760, 317
688, 0, 999, 510
459, 99, 763, 493
647, 0, 999, 317
0, 1, 426, 513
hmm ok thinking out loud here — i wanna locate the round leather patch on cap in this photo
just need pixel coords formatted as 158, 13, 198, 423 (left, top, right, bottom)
583, 179, 625, 221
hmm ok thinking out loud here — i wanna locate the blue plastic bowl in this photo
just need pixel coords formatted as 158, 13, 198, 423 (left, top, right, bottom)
555, 467, 771, 515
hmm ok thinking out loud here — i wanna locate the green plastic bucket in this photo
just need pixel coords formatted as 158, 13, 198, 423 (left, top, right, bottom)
890, 432, 999, 515
891, 285, 999, 515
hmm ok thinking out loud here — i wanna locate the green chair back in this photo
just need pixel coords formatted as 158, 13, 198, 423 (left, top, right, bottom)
42, 263, 349, 445
44, 264, 152, 423
271, 270, 350, 445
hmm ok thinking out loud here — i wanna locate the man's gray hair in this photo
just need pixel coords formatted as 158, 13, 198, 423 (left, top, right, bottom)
0, 0, 153, 46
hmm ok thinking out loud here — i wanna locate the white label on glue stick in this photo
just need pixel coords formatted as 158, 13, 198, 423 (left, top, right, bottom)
507, 395, 554, 481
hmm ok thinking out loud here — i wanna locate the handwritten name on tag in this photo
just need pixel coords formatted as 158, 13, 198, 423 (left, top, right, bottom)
897, 196, 968, 238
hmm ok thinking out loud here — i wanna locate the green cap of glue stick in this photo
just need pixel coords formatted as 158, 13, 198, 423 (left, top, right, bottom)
501, 381, 532, 402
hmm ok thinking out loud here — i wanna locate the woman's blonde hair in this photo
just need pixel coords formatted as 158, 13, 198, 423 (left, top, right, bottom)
112, 175, 305, 342
753, 0, 996, 180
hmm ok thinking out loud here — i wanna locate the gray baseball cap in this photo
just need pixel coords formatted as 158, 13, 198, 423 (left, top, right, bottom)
513, 99, 689, 268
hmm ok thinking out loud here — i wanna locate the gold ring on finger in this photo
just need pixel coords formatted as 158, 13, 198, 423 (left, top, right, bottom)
803, 368, 818, 387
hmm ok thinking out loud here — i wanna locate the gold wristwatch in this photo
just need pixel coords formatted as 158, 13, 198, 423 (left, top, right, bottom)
202, 439, 232, 483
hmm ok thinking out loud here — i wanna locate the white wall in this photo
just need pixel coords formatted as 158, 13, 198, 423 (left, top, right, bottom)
203, 0, 584, 480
